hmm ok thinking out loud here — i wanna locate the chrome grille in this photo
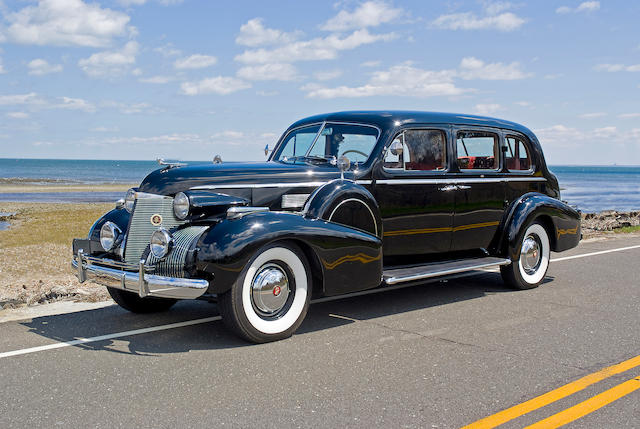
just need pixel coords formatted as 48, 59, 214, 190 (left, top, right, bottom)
147, 226, 208, 277
124, 193, 184, 265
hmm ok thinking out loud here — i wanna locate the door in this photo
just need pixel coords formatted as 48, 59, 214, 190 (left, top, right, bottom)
451, 129, 505, 251
373, 128, 454, 257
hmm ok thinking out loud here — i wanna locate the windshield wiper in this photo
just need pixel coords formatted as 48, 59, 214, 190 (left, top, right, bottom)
284, 155, 335, 164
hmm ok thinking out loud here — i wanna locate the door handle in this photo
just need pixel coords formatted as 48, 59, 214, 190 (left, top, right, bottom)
457, 185, 471, 190
439, 184, 457, 192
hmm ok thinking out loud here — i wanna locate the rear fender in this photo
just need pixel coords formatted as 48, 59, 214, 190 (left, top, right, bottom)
195, 211, 383, 296
497, 193, 581, 259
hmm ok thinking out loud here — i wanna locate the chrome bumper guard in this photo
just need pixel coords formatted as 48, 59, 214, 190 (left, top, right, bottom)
71, 249, 209, 300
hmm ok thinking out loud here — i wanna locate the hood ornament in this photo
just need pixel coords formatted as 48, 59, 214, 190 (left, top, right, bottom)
213, 155, 223, 164
156, 158, 186, 170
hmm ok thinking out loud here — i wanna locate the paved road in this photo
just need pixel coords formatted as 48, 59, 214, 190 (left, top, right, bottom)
1, 235, 639, 428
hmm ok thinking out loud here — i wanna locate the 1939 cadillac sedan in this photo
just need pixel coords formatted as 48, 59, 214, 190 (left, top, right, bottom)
72, 111, 581, 343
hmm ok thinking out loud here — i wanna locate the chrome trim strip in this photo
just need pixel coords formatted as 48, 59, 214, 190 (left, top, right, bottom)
190, 177, 540, 190
226, 206, 269, 219
191, 181, 328, 190
375, 177, 547, 185
72, 256, 209, 300
384, 258, 511, 285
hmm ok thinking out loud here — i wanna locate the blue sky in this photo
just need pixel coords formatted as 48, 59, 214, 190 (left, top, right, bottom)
0, 0, 638, 164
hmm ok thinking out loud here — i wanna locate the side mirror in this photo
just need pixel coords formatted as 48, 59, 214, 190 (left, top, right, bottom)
389, 140, 403, 156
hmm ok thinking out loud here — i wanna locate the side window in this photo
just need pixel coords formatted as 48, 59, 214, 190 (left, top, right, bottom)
456, 131, 499, 170
505, 136, 532, 171
383, 129, 446, 171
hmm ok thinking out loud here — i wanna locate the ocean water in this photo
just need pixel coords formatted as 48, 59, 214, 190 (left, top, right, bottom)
0, 159, 639, 212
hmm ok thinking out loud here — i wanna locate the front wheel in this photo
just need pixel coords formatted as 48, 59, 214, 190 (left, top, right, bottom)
218, 242, 311, 343
501, 222, 551, 290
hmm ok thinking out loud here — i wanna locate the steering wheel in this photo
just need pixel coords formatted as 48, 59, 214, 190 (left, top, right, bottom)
341, 149, 368, 159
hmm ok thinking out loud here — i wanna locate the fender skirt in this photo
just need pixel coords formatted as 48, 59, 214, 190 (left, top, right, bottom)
195, 211, 383, 296
500, 193, 581, 260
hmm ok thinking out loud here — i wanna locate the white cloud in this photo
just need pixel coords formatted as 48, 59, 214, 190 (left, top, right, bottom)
139, 75, 174, 84
117, 0, 185, 6
50, 97, 96, 112
544, 73, 563, 79
313, 69, 343, 81
101, 100, 158, 114
321, 1, 403, 32
556, 1, 600, 14
304, 62, 467, 98
0, 92, 45, 106
458, 57, 532, 80
212, 130, 244, 139
181, 76, 251, 95
515, 101, 531, 107
474, 103, 502, 115
431, 3, 525, 32
235, 29, 395, 64
27, 58, 63, 75
0, 58, 5, 74
579, 112, 606, 118
154, 43, 181, 57
103, 133, 202, 145
6, 111, 29, 119
5, 0, 132, 47
361, 60, 381, 67
236, 18, 300, 47
534, 125, 584, 147
90, 126, 119, 132
594, 63, 640, 72
173, 54, 217, 70
78, 41, 139, 77
619, 113, 640, 119
256, 90, 278, 96
236, 63, 298, 81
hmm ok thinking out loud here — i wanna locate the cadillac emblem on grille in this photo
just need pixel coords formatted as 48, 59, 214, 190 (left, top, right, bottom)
150, 214, 163, 226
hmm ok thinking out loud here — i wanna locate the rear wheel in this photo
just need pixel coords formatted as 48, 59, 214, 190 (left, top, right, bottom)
218, 242, 311, 343
107, 287, 177, 313
501, 222, 550, 290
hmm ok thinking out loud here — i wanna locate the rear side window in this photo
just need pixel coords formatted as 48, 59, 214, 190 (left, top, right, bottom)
383, 129, 446, 171
456, 131, 499, 170
505, 136, 532, 171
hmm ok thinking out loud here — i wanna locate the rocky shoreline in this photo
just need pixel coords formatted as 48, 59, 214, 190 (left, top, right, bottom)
581, 211, 640, 237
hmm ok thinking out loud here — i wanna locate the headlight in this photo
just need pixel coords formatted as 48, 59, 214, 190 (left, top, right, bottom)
124, 188, 136, 213
173, 192, 190, 219
150, 228, 173, 259
100, 221, 121, 251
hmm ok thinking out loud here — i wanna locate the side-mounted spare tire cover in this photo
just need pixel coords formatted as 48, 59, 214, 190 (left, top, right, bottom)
302, 179, 382, 238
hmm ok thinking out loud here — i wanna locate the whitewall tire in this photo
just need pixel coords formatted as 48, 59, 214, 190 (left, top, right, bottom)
501, 222, 551, 290
219, 242, 311, 343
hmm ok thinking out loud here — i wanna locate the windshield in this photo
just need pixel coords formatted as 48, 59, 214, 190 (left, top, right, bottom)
276, 123, 379, 165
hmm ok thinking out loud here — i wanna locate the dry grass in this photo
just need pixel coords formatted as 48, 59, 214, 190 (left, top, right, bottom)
0, 202, 113, 308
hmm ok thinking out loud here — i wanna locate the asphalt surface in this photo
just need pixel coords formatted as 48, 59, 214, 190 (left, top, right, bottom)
1, 235, 639, 428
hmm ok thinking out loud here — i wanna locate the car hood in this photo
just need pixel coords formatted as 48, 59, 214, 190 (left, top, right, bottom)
138, 161, 347, 195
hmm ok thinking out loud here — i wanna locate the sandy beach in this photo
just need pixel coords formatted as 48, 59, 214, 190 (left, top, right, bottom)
1, 186, 639, 311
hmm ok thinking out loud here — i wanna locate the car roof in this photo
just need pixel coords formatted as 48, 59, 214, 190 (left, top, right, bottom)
288, 110, 536, 140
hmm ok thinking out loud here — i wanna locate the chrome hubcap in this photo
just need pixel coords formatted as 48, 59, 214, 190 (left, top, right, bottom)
251, 263, 290, 315
520, 235, 542, 274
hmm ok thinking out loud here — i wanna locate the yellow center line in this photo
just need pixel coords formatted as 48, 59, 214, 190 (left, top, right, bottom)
460, 354, 640, 429
524, 375, 640, 429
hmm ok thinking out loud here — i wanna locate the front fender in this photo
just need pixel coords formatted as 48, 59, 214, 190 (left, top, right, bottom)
195, 211, 383, 296
500, 193, 581, 259
88, 208, 130, 245
303, 179, 382, 237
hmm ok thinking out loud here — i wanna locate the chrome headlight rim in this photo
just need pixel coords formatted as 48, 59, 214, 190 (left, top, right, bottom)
100, 221, 121, 252
124, 188, 136, 213
173, 192, 190, 220
150, 228, 173, 259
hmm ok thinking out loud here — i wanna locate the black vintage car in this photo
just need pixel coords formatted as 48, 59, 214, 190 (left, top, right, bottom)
72, 111, 581, 343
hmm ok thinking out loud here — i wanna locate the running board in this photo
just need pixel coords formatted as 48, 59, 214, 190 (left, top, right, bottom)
383, 257, 511, 285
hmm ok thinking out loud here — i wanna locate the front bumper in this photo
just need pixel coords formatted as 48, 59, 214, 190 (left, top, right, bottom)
71, 250, 210, 300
